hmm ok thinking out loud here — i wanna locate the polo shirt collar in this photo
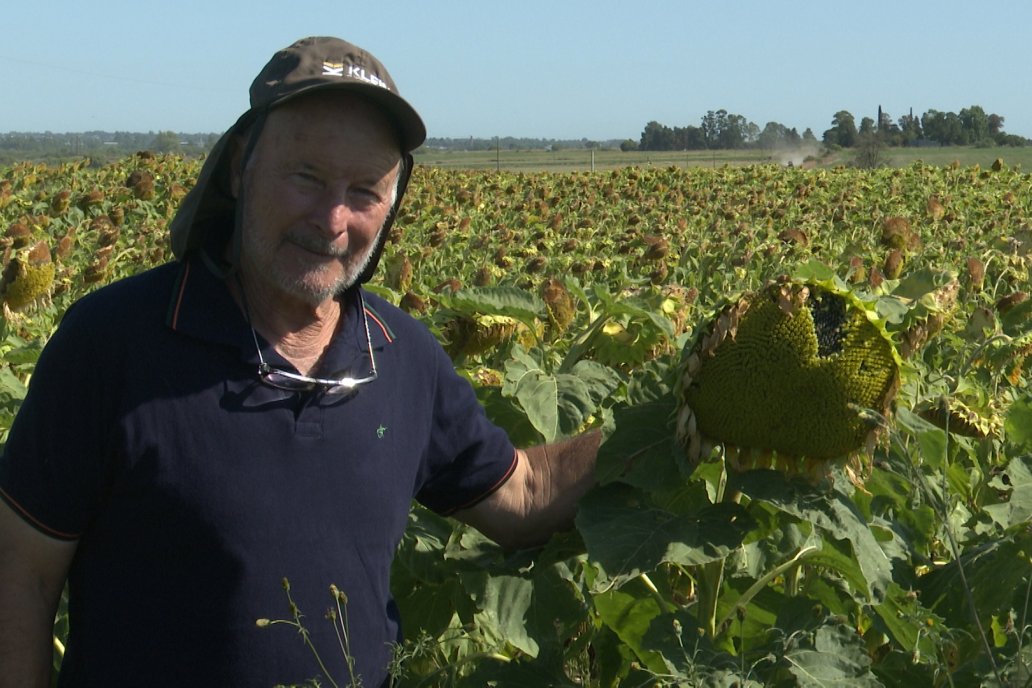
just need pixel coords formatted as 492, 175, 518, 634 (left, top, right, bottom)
166, 247, 251, 351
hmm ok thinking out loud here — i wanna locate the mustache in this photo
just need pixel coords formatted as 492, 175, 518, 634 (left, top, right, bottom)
284, 231, 349, 257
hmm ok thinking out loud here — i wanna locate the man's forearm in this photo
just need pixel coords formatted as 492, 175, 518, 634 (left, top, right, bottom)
454, 429, 603, 550
0, 500, 75, 688
0, 582, 59, 688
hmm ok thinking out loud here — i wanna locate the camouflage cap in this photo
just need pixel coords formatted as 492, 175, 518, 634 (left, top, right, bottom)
169, 36, 425, 260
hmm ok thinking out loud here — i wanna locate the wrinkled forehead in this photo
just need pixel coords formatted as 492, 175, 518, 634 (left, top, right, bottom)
237, 92, 403, 179
265, 91, 404, 154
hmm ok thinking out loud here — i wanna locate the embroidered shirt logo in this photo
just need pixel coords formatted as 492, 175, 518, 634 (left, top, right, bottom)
376, 424, 387, 439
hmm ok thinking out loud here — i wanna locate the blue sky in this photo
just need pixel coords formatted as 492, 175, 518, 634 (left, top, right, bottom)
3, 1, 1031, 141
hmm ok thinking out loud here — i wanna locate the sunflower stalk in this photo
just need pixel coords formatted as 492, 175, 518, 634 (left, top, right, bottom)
715, 546, 818, 636
700, 457, 737, 639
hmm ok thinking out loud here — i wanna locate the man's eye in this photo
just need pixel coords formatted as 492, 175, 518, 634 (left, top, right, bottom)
293, 172, 322, 186
352, 187, 381, 202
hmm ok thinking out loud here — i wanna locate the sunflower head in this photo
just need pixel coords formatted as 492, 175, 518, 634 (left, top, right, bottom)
675, 276, 901, 481
2, 240, 55, 311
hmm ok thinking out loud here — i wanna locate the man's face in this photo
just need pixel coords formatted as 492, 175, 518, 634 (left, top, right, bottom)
234, 92, 401, 309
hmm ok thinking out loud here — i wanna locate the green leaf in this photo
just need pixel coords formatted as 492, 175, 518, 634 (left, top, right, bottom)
588, 284, 676, 338
436, 285, 544, 323
783, 623, 881, 686
918, 528, 1032, 629
985, 455, 1032, 529
892, 267, 957, 300
592, 583, 667, 674
1005, 396, 1032, 454
476, 385, 541, 446
505, 361, 560, 441
577, 483, 751, 588
873, 295, 911, 325
462, 571, 539, 657
732, 471, 894, 601
641, 609, 763, 687
458, 655, 580, 688
792, 259, 841, 284
595, 397, 684, 490
503, 350, 621, 442
392, 575, 469, 639
804, 537, 873, 600
895, 407, 947, 470
871, 582, 943, 657
0, 367, 27, 402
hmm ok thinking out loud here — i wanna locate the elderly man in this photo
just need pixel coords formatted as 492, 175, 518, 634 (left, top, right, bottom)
0, 37, 599, 687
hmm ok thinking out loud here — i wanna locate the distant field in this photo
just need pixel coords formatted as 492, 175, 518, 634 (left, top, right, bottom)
414, 144, 1032, 172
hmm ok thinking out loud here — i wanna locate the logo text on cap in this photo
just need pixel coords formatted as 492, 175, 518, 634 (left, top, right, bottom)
322, 60, 345, 77
320, 60, 391, 90
346, 65, 390, 90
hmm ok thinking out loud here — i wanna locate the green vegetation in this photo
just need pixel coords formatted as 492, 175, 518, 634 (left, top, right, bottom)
2, 153, 1031, 686
415, 145, 1032, 173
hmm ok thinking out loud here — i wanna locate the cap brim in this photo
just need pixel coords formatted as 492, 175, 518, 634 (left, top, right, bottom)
268, 80, 426, 153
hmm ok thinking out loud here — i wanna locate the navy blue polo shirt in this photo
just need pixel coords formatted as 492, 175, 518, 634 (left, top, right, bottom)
0, 249, 517, 687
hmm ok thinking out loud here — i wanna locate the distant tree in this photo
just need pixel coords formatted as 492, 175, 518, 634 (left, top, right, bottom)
640, 121, 675, 151
823, 110, 857, 147
959, 105, 990, 144
672, 125, 706, 150
921, 109, 946, 144
877, 110, 898, 133
700, 110, 719, 148
898, 112, 922, 145
744, 121, 760, 145
719, 112, 748, 149
988, 113, 1005, 136
620, 139, 638, 152
859, 117, 876, 136
854, 132, 886, 169
757, 121, 795, 151
149, 130, 181, 153
700, 110, 755, 149
996, 133, 1027, 147
942, 111, 965, 145
802, 128, 818, 144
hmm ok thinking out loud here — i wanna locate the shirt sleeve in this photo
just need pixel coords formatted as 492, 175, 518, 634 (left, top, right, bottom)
0, 301, 116, 540
414, 341, 517, 515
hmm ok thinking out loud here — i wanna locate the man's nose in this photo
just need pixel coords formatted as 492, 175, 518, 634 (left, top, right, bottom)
314, 195, 353, 239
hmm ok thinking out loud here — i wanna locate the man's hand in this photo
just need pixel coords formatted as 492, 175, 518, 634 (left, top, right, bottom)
454, 430, 602, 550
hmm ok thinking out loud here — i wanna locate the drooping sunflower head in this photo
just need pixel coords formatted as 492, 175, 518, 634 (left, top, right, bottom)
442, 313, 521, 359
675, 277, 901, 480
1, 240, 55, 312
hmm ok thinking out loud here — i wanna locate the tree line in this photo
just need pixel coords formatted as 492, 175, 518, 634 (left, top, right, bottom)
635, 105, 1029, 152
0, 131, 218, 166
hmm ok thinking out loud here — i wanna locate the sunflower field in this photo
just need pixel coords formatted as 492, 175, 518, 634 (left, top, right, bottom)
2, 152, 1032, 686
